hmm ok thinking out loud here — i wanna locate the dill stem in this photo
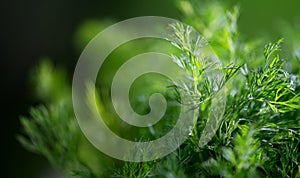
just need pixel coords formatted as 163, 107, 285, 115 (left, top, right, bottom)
190, 54, 199, 138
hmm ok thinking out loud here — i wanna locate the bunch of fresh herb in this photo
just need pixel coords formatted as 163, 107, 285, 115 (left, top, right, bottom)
19, 0, 300, 177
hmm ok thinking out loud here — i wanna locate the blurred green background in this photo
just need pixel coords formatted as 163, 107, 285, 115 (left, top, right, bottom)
2, 0, 299, 177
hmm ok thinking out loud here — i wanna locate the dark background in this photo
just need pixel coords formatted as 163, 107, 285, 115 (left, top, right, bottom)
1, 0, 299, 177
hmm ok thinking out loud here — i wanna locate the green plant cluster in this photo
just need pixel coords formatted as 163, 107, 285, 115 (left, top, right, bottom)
19, 0, 299, 177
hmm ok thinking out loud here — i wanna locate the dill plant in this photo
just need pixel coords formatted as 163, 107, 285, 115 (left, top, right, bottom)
19, 0, 300, 177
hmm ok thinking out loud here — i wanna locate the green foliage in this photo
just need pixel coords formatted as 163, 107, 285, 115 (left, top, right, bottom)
203, 126, 262, 178
18, 61, 95, 177
18, 61, 114, 177
177, 0, 258, 67
18, 105, 95, 178
113, 161, 155, 178
30, 59, 70, 104
19, 0, 300, 178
